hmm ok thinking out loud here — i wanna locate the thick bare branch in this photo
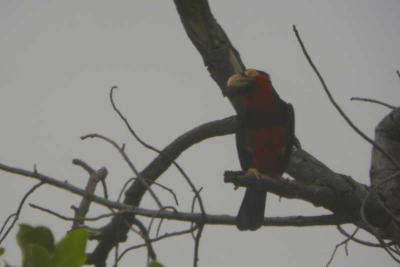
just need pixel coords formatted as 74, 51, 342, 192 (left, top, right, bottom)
81, 133, 164, 209
110, 86, 205, 216
293, 25, 400, 171
87, 115, 235, 265
72, 160, 108, 229
370, 107, 400, 239
173, 0, 245, 112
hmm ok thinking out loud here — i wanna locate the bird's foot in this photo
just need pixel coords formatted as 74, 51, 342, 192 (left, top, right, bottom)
233, 169, 262, 189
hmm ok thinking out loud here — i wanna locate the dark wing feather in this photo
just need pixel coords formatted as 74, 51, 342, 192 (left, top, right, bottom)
278, 102, 295, 173
235, 111, 252, 171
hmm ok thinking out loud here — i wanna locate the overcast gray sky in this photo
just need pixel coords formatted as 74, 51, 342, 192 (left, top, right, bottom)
1, 1, 400, 266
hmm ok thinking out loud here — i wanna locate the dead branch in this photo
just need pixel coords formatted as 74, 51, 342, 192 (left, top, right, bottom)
370, 107, 400, 240
114, 225, 198, 267
81, 133, 164, 209
0, 182, 44, 244
293, 25, 400, 171
87, 115, 236, 265
351, 97, 396, 110
29, 203, 120, 222
224, 165, 393, 239
72, 159, 108, 229
110, 86, 204, 214
326, 227, 359, 267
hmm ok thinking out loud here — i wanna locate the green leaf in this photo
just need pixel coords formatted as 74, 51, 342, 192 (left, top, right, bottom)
52, 229, 87, 267
17, 224, 55, 266
24, 244, 52, 267
148, 260, 165, 267
0, 247, 4, 256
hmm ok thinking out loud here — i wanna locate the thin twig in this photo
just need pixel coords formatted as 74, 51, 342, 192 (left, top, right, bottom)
337, 225, 395, 248
293, 25, 400, 244
73, 158, 95, 174
100, 178, 109, 200
360, 171, 400, 233
81, 133, 163, 209
154, 182, 179, 206
0, 182, 44, 244
0, 214, 16, 237
293, 25, 400, 171
29, 203, 123, 222
375, 236, 400, 264
73, 158, 109, 199
117, 177, 135, 202
326, 227, 359, 267
147, 206, 178, 239
114, 225, 198, 267
118, 176, 178, 206
110, 86, 206, 217
131, 217, 157, 261
72, 161, 108, 229
0, 160, 354, 227
193, 224, 204, 267
114, 244, 119, 267
156, 218, 164, 239
190, 187, 203, 239
350, 97, 396, 110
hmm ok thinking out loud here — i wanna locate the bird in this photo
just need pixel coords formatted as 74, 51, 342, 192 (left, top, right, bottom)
225, 69, 295, 231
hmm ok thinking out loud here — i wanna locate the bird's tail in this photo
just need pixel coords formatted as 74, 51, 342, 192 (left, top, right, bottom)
236, 188, 267, 231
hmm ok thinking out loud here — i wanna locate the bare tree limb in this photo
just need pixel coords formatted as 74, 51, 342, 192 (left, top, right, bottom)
224, 160, 393, 239
0, 182, 44, 244
29, 203, 121, 222
114, 225, 198, 267
86, 115, 236, 265
293, 25, 400, 243
326, 227, 359, 267
350, 97, 396, 110
110, 85, 207, 266
81, 133, 164, 209
110, 86, 204, 215
71, 159, 108, 229
337, 225, 395, 248
0, 161, 352, 229
131, 217, 157, 261
293, 25, 400, 171
193, 224, 204, 267
370, 107, 400, 240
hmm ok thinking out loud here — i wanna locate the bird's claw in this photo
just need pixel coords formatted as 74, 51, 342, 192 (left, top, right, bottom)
246, 168, 262, 179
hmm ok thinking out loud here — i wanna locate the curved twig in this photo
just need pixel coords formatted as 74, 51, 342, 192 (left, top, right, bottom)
81, 133, 164, 209
29, 203, 123, 222
326, 227, 359, 267
350, 97, 396, 110
293, 25, 400, 171
337, 225, 395, 248
114, 225, 198, 267
0, 182, 44, 244
131, 217, 157, 261
110, 86, 205, 216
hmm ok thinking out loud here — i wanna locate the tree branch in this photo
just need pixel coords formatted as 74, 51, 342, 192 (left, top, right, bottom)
350, 97, 396, 110
87, 115, 235, 265
71, 160, 108, 230
370, 107, 400, 240
293, 25, 400, 171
